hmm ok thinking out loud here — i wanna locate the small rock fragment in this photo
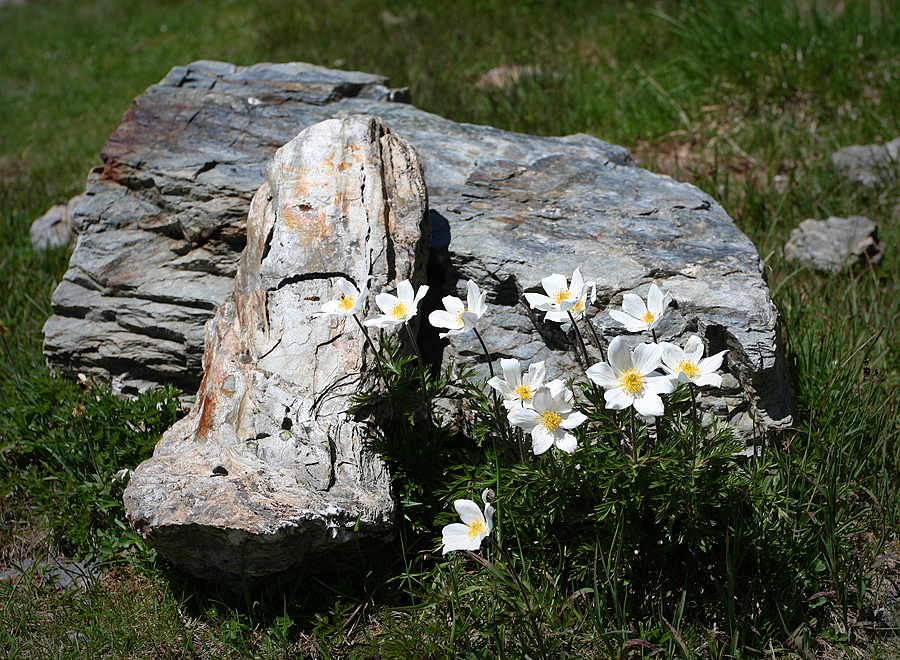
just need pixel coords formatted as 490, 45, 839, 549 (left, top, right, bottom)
474, 64, 542, 90
830, 136, 900, 187
29, 194, 83, 251
784, 216, 884, 273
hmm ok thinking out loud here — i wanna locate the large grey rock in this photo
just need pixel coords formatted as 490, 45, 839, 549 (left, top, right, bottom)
123, 115, 429, 579
44, 59, 793, 433
784, 216, 884, 274
831, 136, 900, 187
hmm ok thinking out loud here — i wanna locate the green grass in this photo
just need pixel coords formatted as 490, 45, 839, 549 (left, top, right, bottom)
2, 0, 900, 657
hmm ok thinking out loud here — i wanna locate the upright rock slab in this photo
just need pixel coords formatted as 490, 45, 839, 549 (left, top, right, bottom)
44, 60, 793, 433
123, 115, 429, 579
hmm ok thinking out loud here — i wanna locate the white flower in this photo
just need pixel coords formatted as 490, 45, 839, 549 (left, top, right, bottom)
441, 490, 494, 555
660, 335, 727, 388
363, 279, 429, 328
524, 268, 595, 323
608, 283, 672, 332
508, 385, 586, 455
319, 278, 368, 317
487, 358, 555, 410
586, 336, 675, 416
427, 280, 488, 338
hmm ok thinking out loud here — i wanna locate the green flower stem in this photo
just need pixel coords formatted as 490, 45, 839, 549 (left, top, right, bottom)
689, 381, 700, 455
352, 314, 390, 388
583, 316, 605, 362
472, 326, 495, 379
516, 427, 527, 463
476, 541, 549, 660
567, 310, 591, 367
404, 322, 428, 393
629, 408, 638, 462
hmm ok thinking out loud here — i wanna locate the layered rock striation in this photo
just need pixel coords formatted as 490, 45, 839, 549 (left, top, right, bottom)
44, 59, 793, 434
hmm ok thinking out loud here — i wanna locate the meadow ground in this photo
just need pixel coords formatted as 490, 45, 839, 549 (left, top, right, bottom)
2, 1, 899, 657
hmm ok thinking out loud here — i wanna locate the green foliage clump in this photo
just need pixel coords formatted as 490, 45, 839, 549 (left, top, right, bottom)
0, 373, 181, 558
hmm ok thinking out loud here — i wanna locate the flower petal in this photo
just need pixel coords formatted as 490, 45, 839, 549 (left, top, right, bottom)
454, 499, 483, 525
660, 342, 683, 373
531, 426, 555, 455
442, 523, 479, 554
531, 387, 553, 412
508, 406, 540, 431
620, 293, 647, 319
375, 292, 399, 315
429, 309, 461, 330
699, 350, 727, 373
632, 342, 664, 374
609, 310, 645, 332
487, 375, 514, 397
694, 373, 723, 388
647, 283, 664, 314
570, 268, 583, 293
633, 392, 665, 417
586, 362, 619, 389
605, 387, 633, 410
645, 374, 676, 395
524, 361, 546, 388
395, 280, 414, 304
561, 411, 587, 429
607, 336, 633, 374
555, 431, 577, 454
320, 300, 346, 315
500, 358, 523, 388
412, 284, 429, 307
524, 292, 554, 312
541, 273, 568, 298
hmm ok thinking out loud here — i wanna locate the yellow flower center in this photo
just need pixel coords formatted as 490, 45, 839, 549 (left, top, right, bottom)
455, 310, 466, 326
514, 384, 533, 402
541, 411, 562, 431
641, 310, 657, 324
390, 302, 409, 319
677, 359, 701, 379
552, 289, 572, 305
572, 299, 585, 313
338, 296, 355, 311
619, 368, 645, 397
467, 519, 485, 539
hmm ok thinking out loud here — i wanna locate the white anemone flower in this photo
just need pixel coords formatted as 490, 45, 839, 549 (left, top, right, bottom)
363, 279, 429, 328
524, 268, 595, 323
427, 280, 488, 338
441, 490, 494, 555
319, 278, 368, 317
608, 283, 673, 332
660, 335, 727, 388
586, 336, 675, 417
508, 385, 586, 455
487, 358, 554, 410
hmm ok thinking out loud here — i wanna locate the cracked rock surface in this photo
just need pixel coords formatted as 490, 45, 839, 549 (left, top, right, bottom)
123, 115, 428, 579
44, 59, 793, 433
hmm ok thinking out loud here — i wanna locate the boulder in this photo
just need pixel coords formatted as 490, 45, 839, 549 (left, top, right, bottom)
43, 59, 793, 433
123, 115, 429, 579
831, 136, 900, 187
784, 216, 884, 273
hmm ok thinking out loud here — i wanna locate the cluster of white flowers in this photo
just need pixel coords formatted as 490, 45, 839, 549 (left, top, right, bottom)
487, 359, 586, 455
587, 283, 728, 417
317, 270, 727, 556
